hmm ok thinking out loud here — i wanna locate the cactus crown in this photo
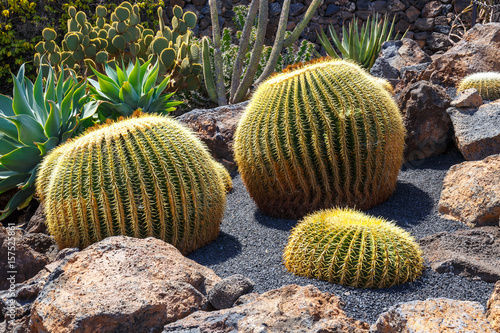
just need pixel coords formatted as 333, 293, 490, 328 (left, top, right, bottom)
457, 72, 500, 100
234, 58, 405, 219
36, 114, 230, 254
283, 208, 424, 288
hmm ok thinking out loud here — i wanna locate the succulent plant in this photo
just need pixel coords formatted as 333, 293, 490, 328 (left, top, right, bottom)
34, 2, 201, 93
88, 59, 182, 120
203, 0, 322, 105
36, 114, 231, 254
317, 14, 405, 70
0, 63, 99, 220
234, 58, 405, 219
457, 72, 500, 100
373, 77, 395, 95
283, 208, 424, 288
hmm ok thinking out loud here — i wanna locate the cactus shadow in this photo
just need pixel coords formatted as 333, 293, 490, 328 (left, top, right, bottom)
367, 181, 433, 227
188, 231, 242, 265
254, 210, 298, 231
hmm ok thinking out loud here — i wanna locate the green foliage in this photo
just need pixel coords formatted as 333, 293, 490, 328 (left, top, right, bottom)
284, 208, 424, 288
34, 2, 201, 93
36, 114, 231, 254
457, 72, 500, 100
88, 59, 183, 120
317, 13, 405, 69
0, 62, 99, 220
234, 58, 405, 219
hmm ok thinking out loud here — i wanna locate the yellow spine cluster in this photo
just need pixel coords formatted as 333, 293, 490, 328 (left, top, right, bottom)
234, 58, 405, 219
284, 208, 424, 288
457, 72, 500, 100
37, 115, 230, 254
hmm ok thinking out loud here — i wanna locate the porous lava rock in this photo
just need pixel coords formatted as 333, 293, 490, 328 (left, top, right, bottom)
419, 23, 500, 87
439, 154, 500, 227
177, 101, 248, 172
371, 298, 496, 332
162, 285, 370, 332
397, 80, 452, 161
419, 227, 500, 282
29, 236, 221, 333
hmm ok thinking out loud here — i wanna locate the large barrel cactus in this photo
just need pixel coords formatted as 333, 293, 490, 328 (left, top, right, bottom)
457, 72, 500, 100
234, 58, 405, 219
283, 208, 424, 288
36, 114, 231, 254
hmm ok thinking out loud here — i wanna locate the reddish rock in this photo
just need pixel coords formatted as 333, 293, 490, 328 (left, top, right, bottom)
177, 101, 248, 172
451, 88, 483, 108
163, 285, 370, 332
439, 155, 500, 227
420, 23, 500, 87
29, 236, 221, 333
371, 298, 496, 332
25, 205, 47, 234
447, 101, 500, 161
0, 226, 58, 290
397, 81, 452, 161
419, 227, 500, 282
405, 6, 420, 22
487, 281, 500, 332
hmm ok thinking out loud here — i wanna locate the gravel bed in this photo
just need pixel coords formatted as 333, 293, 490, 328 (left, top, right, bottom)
188, 150, 495, 324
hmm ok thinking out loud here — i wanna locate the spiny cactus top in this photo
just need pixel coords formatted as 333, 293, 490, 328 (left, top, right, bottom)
36, 114, 231, 254
457, 72, 500, 101
234, 58, 405, 219
283, 208, 424, 288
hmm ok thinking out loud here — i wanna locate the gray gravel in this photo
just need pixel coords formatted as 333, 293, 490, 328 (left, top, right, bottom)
188, 150, 495, 324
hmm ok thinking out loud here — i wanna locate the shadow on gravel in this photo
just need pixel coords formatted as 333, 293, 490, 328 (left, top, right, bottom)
402, 149, 464, 171
188, 231, 242, 265
368, 181, 433, 227
254, 210, 298, 231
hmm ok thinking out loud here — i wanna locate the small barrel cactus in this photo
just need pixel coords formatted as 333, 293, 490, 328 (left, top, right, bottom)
283, 208, 424, 288
36, 114, 231, 254
457, 72, 500, 100
234, 58, 405, 219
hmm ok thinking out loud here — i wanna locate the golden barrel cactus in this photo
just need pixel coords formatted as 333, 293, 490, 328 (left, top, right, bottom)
283, 208, 424, 288
36, 115, 231, 254
457, 72, 500, 100
234, 59, 405, 219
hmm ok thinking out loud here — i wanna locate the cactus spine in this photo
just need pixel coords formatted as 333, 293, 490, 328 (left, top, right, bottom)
36, 115, 231, 254
234, 58, 405, 219
457, 72, 500, 100
283, 208, 424, 288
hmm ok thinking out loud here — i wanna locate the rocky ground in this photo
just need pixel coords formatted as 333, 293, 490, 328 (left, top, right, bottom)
1, 21, 500, 333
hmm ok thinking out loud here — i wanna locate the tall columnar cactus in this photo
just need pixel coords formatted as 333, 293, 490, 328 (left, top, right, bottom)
234, 58, 405, 219
457, 72, 500, 100
36, 114, 231, 254
283, 208, 424, 288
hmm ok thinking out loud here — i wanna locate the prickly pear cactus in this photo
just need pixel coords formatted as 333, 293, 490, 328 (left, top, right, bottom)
234, 58, 405, 219
457, 72, 500, 100
283, 208, 424, 288
34, 2, 201, 92
36, 114, 231, 254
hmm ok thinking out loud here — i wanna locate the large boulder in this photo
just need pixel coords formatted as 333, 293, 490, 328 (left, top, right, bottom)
419, 227, 500, 282
0, 226, 58, 290
447, 101, 500, 161
371, 298, 496, 332
29, 236, 221, 333
439, 154, 500, 227
370, 38, 431, 86
177, 101, 248, 172
397, 81, 453, 161
419, 23, 500, 87
487, 281, 500, 331
162, 285, 370, 332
